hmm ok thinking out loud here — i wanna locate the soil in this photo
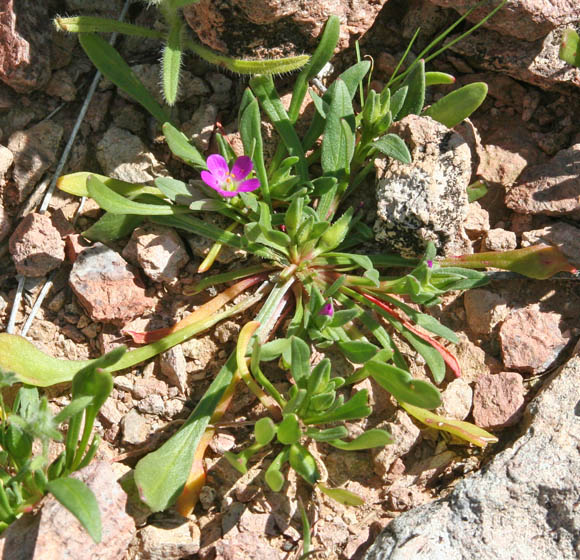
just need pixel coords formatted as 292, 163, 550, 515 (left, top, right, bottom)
0, 1, 579, 559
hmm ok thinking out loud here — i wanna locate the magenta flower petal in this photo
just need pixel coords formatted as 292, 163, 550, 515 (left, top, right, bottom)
200, 170, 220, 190
319, 300, 334, 317
237, 178, 261, 193
231, 156, 253, 181
206, 154, 229, 179
213, 187, 239, 198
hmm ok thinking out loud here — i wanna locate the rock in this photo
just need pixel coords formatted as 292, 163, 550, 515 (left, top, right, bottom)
123, 225, 189, 284
0, 0, 51, 92
99, 398, 123, 428
521, 221, 580, 268
182, 103, 218, 152
7, 121, 64, 203
482, 228, 517, 251
505, 144, 580, 217
499, 305, 569, 374
373, 115, 472, 257
96, 126, 161, 184
472, 371, 525, 430
0, 461, 135, 559
366, 353, 580, 560
463, 202, 490, 238
45, 69, 77, 102
0, 200, 11, 243
463, 289, 509, 335
372, 410, 421, 480
438, 377, 473, 420
0, 144, 13, 177
447, 27, 580, 91
121, 409, 149, 445
159, 346, 188, 393
8, 213, 65, 276
184, 0, 388, 58
137, 394, 165, 416
182, 336, 217, 372
69, 243, 156, 325
139, 517, 201, 560
427, 0, 580, 41
453, 332, 503, 383
214, 320, 240, 344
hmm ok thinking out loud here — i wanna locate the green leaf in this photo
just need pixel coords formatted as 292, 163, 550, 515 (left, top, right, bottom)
289, 443, 320, 486
135, 353, 238, 511
53, 396, 94, 425
372, 134, 411, 164
254, 417, 277, 446
321, 80, 355, 175
290, 337, 311, 388
304, 389, 370, 425
83, 212, 144, 243
58, 172, 162, 199
396, 59, 425, 120
306, 426, 348, 442
365, 361, 441, 409
336, 341, 378, 363
47, 478, 102, 543
400, 401, 498, 447
425, 71, 455, 86
277, 414, 301, 445
328, 308, 359, 329
56, 16, 163, 38
87, 175, 173, 216
318, 484, 364, 506
163, 122, 206, 169
467, 180, 488, 203
78, 33, 169, 123
389, 86, 408, 120
154, 177, 191, 202
288, 15, 340, 122
423, 82, 488, 128
559, 28, 580, 67
249, 75, 308, 181
328, 428, 393, 450
239, 89, 269, 204
162, 22, 184, 106
265, 448, 288, 492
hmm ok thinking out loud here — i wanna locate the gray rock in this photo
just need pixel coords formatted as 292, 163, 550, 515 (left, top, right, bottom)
8, 213, 65, 277
122, 409, 149, 445
521, 221, 580, 269
366, 352, 580, 560
159, 346, 188, 393
69, 243, 156, 325
139, 516, 200, 560
0, 200, 11, 243
96, 126, 161, 184
482, 228, 517, 251
506, 144, 580, 217
7, 121, 63, 203
427, 0, 580, 42
122, 225, 189, 284
374, 115, 471, 257
447, 26, 580, 91
0, 461, 135, 559
0, 144, 13, 177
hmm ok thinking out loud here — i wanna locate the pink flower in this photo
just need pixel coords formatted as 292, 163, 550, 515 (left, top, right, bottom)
319, 300, 334, 317
201, 154, 260, 198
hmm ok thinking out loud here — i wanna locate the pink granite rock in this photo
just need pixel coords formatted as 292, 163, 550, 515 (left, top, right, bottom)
506, 144, 580, 217
9, 213, 65, 276
0, 462, 135, 560
184, 0, 388, 58
499, 305, 569, 373
69, 243, 156, 325
473, 371, 525, 430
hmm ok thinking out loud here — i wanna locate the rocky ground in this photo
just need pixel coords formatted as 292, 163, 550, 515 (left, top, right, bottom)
0, 1, 579, 559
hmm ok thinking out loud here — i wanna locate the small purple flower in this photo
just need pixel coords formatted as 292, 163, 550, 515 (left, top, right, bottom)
427, 260, 433, 268
319, 300, 334, 317
201, 154, 260, 198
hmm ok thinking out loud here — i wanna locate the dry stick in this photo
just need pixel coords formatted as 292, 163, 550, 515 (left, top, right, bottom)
9, 0, 132, 337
